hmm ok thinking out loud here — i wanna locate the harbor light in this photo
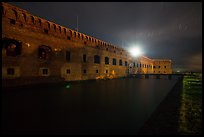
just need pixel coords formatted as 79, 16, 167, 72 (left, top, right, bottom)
129, 46, 143, 57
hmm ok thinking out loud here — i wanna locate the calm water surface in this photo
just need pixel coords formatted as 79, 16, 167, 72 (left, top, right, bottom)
2, 78, 178, 135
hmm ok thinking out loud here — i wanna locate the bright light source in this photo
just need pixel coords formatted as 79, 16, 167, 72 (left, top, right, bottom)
129, 47, 143, 57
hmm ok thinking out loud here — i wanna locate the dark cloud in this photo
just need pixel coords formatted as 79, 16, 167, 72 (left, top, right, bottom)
9, 2, 202, 72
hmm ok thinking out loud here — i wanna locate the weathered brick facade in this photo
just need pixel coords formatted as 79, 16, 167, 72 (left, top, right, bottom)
2, 2, 172, 86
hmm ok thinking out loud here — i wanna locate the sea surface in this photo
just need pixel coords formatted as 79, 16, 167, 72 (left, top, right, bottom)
2, 78, 178, 135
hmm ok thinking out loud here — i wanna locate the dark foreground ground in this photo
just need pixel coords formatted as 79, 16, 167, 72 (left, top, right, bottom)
138, 78, 183, 135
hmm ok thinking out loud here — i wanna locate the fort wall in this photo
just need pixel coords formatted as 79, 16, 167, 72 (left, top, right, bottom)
2, 2, 172, 86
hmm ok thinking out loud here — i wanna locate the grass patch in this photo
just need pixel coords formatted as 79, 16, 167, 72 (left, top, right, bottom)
178, 73, 202, 135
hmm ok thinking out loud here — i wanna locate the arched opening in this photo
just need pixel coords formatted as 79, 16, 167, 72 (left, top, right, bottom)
59, 26, 61, 33
119, 59, 123, 66
31, 16, 35, 24
13, 9, 18, 20
53, 24, 56, 32
38, 18, 42, 26
38, 45, 52, 60
105, 57, 109, 65
22, 13, 26, 22
64, 28, 66, 35
47, 22, 50, 30
94, 55, 100, 64
2, 38, 22, 56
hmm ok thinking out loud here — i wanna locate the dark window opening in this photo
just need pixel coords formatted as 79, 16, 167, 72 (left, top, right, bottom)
42, 69, 48, 75
105, 57, 109, 65
114, 50, 116, 53
153, 66, 156, 68
140, 64, 141, 68
119, 59, 123, 66
38, 19, 41, 26
10, 19, 15, 25
106, 70, 108, 73
83, 69, 86, 74
164, 66, 166, 68
84, 41, 87, 45
83, 54, 86, 63
106, 48, 108, 51
74, 32, 76, 37
67, 36, 71, 40
13, 10, 18, 19
113, 58, 116, 65
2, 38, 22, 56
7, 68, 15, 75
38, 45, 52, 60
64, 28, 66, 35
137, 64, 138, 67
133, 62, 135, 67
44, 29, 48, 34
66, 51, 71, 62
96, 70, 98, 73
59, 26, 61, 33
53, 24, 56, 32
158, 66, 161, 69
47, 22, 50, 30
66, 69, 70, 74
94, 55, 100, 64
31, 16, 35, 24
125, 61, 128, 66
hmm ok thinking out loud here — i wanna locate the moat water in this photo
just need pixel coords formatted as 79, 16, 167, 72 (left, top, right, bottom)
2, 78, 178, 135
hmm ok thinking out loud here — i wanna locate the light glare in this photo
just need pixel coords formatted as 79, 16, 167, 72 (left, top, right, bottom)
130, 47, 143, 57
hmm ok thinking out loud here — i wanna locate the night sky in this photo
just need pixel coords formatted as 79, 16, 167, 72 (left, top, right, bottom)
9, 2, 202, 72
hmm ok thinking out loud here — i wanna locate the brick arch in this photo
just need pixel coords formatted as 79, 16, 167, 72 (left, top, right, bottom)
78, 33, 80, 39
30, 15, 35, 24
2, 37, 22, 56
74, 32, 76, 37
64, 28, 67, 35
47, 21, 50, 30
38, 18, 42, 26
69, 30, 72, 36
22, 13, 27, 22
53, 24, 57, 32
58, 26, 61, 33
2, 5, 6, 15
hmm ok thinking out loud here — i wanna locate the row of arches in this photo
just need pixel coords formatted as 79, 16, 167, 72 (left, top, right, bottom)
2, 3, 126, 54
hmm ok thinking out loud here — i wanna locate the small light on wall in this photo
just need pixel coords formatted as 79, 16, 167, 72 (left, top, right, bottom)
26, 43, 31, 47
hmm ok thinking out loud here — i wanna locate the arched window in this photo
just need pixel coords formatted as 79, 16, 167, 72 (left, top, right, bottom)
74, 32, 76, 37
38, 45, 52, 60
119, 59, 123, 66
94, 55, 100, 64
31, 16, 35, 24
2, 38, 22, 57
105, 57, 109, 65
